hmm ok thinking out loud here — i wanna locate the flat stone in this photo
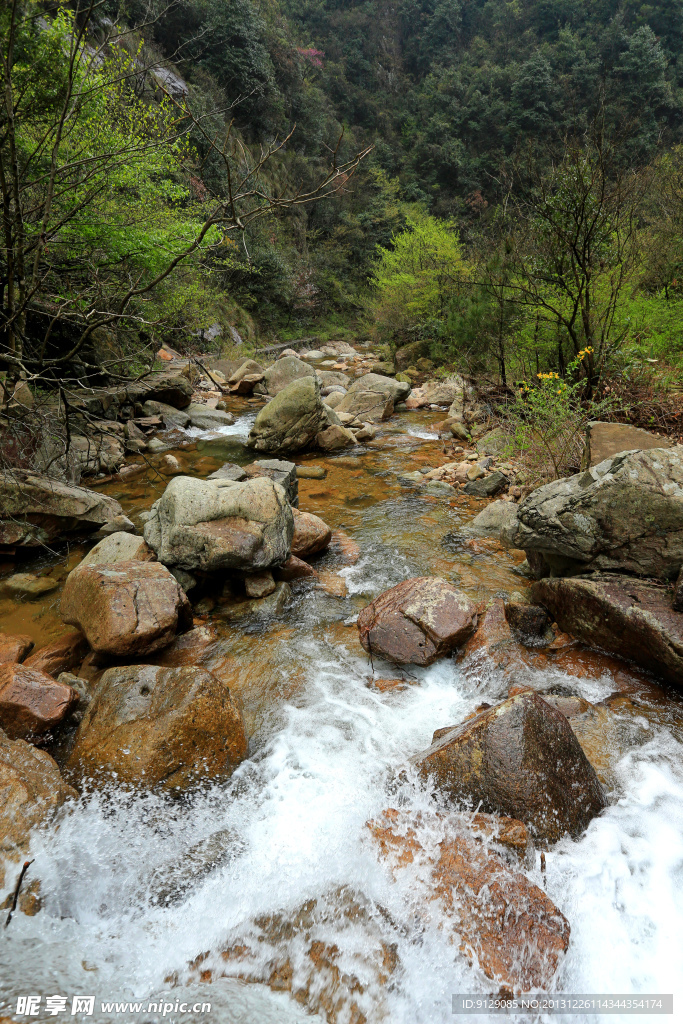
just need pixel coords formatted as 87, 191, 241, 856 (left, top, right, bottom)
0, 573, 59, 599
218, 581, 291, 621
295, 466, 326, 479
207, 462, 248, 482
585, 421, 673, 467
186, 403, 236, 429
0, 470, 122, 547
78, 531, 154, 568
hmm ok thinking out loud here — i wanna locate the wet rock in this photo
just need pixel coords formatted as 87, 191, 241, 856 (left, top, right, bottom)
354, 423, 377, 442
330, 529, 361, 564
357, 577, 478, 666
335, 389, 394, 423
141, 400, 191, 429
170, 568, 197, 593
507, 447, 683, 579
322, 389, 345, 408
413, 692, 607, 843
263, 355, 316, 396
61, 561, 192, 657
584, 421, 673, 468
67, 665, 247, 792
532, 574, 683, 686
397, 471, 424, 487
504, 602, 550, 639
143, 625, 219, 668
295, 465, 326, 480
0, 573, 59, 599
92, 513, 136, 539
316, 570, 348, 597
24, 631, 88, 677
248, 376, 327, 454
368, 808, 569, 992
405, 378, 466, 409
143, 475, 294, 573
208, 462, 247, 482
243, 459, 298, 507
186, 403, 236, 429
0, 634, 34, 665
244, 571, 276, 599
0, 728, 77, 870
422, 481, 456, 496
274, 554, 318, 581
78, 531, 155, 569
316, 424, 356, 451
0, 470, 123, 548
463, 499, 519, 542
464, 471, 509, 498
346, 372, 410, 404
291, 509, 332, 558
218, 581, 291, 621
0, 663, 79, 739
159, 454, 182, 474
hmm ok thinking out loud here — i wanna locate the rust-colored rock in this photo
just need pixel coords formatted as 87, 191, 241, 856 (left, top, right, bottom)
144, 625, 219, 668
23, 630, 88, 677
0, 663, 79, 739
330, 529, 360, 564
67, 664, 248, 792
0, 633, 34, 665
244, 570, 276, 598
290, 508, 332, 558
357, 577, 478, 665
275, 554, 318, 581
60, 560, 192, 656
0, 728, 77, 872
367, 808, 569, 992
413, 692, 607, 842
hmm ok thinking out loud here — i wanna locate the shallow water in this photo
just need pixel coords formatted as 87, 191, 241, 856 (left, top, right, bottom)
1, 404, 683, 1023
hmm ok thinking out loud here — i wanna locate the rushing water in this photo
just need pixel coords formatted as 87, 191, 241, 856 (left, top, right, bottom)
1, 404, 683, 1024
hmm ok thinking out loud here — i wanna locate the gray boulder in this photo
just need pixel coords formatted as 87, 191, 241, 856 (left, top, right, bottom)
142, 400, 191, 429
186, 403, 236, 429
243, 459, 298, 507
0, 470, 123, 547
347, 372, 410, 403
248, 376, 327, 453
507, 447, 683, 579
143, 475, 294, 572
464, 500, 519, 542
335, 390, 394, 423
263, 356, 316, 396
316, 370, 350, 389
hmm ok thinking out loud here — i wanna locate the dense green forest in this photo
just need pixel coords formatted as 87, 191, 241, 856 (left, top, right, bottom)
3, 0, 683, 395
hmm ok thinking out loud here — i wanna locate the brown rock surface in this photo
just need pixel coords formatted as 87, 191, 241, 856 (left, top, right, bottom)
67, 664, 248, 792
24, 630, 88, 677
60, 560, 192, 656
532, 574, 683, 686
244, 571, 276, 598
367, 808, 569, 992
0, 664, 79, 739
291, 508, 332, 558
413, 691, 607, 842
585, 421, 673, 467
0, 634, 34, 665
357, 577, 478, 666
0, 728, 77, 869
275, 554, 318, 581
0, 470, 123, 547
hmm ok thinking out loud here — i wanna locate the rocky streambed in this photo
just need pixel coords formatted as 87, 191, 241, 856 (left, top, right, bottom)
1, 353, 683, 1024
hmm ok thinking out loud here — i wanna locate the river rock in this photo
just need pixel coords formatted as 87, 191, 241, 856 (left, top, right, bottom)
0, 728, 77, 871
244, 570, 276, 598
60, 561, 192, 656
316, 424, 356, 451
346, 373, 410, 403
0, 634, 34, 665
291, 509, 332, 558
0, 573, 59, 599
368, 808, 570, 991
584, 421, 673, 468
208, 462, 247, 482
141, 400, 191, 429
78, 531, 155, 568
357, 577, 478, 666
464, 499, 519, 541
394, 339, 430, 369
24, 631, 89, 677
263, 355, 316, 396
405, 378, 466, 409
186, 403, 236, 429
464, 471, 509, 498
334, 389, 394, 423
228, 359, 264, 385
218, 581, 291, 621
316, 370, 350, 389
0, 471, 123, 547
243, 459, 298, 507
127, 369, 193, 409
413, 691, 607, 843
322, 389, 345, 408
66, 664, 248, 792
0, 663, 79, 739
275, 554, 318, 581
532, 574, 683, 686
247, 376, 327, 453
506, 447, 683, 579
143, 475, 293, 573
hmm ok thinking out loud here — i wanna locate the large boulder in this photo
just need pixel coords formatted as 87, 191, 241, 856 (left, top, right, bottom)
78, 531, 155, 568
506, 447, 683, 579
334, 389, 394, 423
357, 577, 478, 666
127, 369, 193, 409
413, 692, 607, 843
263, 355, 316, 396
533, 574, 683, 686
316, 369, 350, 389
247, 376, 327, 453
66, 665, 248, 792
405, 377, 466, 409
394, 338, 430, 370
186, 403, 236, 430
143, 475, 293, 573
0, 471, 123, 547
346, 373, 410, 404
60, 561, 192, 656
0, 728, 77, 874
584, 421, 673, 468
463, 500, 519, 541
368, 808, 570, 992
291, 509, 332, 558
0, 664, 78, 739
